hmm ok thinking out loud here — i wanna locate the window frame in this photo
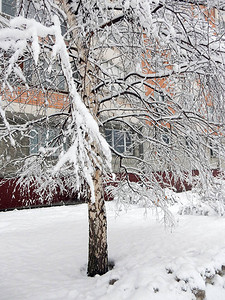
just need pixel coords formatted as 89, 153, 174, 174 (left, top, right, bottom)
105, 128, 133, 155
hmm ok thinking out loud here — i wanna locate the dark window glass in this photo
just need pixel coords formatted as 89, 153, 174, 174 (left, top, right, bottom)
105, 128, 132, 154
114, 130, 124, 153
30, 128, 60, 156
24, 57, 66, 91
2, 0, 16, 16
162, 134, 169, 144
61, 20, 67, 36
210, 142, 217, 158
30, 130, 39, 154
126, 133, 132, 151
105, 129, 112, 147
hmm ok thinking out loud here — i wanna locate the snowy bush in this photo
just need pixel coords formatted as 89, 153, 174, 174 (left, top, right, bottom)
179, 179, 225, 217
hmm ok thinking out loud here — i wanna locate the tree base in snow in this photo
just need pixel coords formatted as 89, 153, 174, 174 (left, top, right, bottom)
87, 255, 108, 277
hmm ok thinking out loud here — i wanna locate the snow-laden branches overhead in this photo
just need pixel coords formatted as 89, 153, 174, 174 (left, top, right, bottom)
0, 12, 111, 203
0, 0, 225, 215
64, 0, 225, 201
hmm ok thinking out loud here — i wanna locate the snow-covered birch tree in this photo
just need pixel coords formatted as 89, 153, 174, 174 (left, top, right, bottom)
0, 0, 225, 276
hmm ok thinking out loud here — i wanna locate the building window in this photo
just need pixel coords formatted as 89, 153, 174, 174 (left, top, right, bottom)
154, 91, 165, 102
24, 57, 66, 91
30, 128, 60, 156
209, 142, 218, 158
105, 128, 133, 154
1, 0, 16, 16
154, 127, 170, 145
185, 136, 193, 149
162, 133, 170, 144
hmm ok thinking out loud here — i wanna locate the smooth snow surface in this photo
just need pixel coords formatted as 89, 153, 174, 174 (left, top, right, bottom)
0, 199, 225, 300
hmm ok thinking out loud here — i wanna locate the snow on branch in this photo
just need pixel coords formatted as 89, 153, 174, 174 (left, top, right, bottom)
0, 15, 111, 203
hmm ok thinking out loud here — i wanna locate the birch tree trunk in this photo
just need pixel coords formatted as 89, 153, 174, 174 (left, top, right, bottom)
61, 0, 109, 276
87, 168, 108, 276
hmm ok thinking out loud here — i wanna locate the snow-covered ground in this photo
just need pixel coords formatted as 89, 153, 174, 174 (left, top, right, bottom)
1, 192, 225, 300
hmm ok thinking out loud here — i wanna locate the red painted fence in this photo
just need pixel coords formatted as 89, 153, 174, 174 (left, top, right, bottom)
0, 169, 221, 211
0, 178, 82, 211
